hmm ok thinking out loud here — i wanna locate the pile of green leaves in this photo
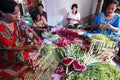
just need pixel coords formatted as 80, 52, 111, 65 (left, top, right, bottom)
40, 44, 55, 55
42, 32, 59, 39
67, 62, 120, 80
91, 34, 115, 42
54, 43, 85, 62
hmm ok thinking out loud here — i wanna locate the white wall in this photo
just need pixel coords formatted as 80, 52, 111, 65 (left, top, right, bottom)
42, 0, 47, 12
45, 0, 97, 26
91, 0, 98, 14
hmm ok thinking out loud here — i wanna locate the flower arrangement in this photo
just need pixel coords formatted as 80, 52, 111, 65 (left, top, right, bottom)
61, 57, 86, 75
53, 42, 120, 80
54, 43, 100, 77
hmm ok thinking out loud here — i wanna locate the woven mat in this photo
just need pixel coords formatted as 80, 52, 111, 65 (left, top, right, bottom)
0, 60, 29, 80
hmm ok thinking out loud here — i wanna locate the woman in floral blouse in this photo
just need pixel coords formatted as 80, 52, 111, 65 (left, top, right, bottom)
84, 0, 120, 39
0, 0, 41, 64
84, 0, 120, 61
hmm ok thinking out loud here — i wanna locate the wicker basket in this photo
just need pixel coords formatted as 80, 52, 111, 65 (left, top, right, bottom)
23, 52, 59, 80
23, 44, 59, 80
88, 34, 118, 62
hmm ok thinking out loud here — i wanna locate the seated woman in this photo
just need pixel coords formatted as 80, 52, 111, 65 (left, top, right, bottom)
66, 4, 83, 28
84, 0, 120, 60
0, 0, 41, 64
37, 3, 47, 21
84, 0, 120, 37
30, 9, 49, 37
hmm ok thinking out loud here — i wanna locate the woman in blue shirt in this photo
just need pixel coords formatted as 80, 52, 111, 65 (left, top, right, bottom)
86, 0, 120, 40
84, 0, 120, 61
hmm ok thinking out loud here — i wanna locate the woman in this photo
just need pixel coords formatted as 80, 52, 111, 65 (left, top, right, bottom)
37, 3, 47, 21
66, 4, 82, 28
30, 9, 49, 37
0, 0, 41, 64
84, 0, 120, 61
89, 0, 120, 39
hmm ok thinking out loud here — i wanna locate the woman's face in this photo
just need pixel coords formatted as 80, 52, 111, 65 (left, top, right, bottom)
2, 5, 20, 22
37, 14, 41, 21
38, 6, 43, 13
72, 7, 77, 13
105, 3, 117, 16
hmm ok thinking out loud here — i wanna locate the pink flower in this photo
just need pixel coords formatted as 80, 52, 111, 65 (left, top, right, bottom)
73, 60, 86, 72
79, 64, 86, 72
61, 57, 74, 66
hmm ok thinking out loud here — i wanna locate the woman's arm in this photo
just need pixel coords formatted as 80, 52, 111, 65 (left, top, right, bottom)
11, 44, 37, 51
31, 22, 44, 31
42, 16, 48, 26
67, 14, 80, 22
90, 24, 100, 29
106, 24, 120, 32
0, 44, 37, 51
66, 13, 71, 22
28, 30, 41, 44
27, 28, 42, 50
90, 13, 102, 29
91, 23, 120, 32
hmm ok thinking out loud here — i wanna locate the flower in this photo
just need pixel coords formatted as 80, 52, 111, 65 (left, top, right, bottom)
61, 58, 86, 75
73, 60, 86, 72
61, 57, 74, 66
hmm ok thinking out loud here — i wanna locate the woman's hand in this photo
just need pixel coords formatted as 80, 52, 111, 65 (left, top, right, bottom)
24, 44, 38, 50
91, 24, 106, 29
106, 24, 120, 32
105, 24, 115, 29
32, 39, 42, 50
72, 18, 79, 22
98, 24, 120, 32
98, 24, 106, 30
32, 31, 41, 44
98, 24, 112, 30
34, 44, 41, 50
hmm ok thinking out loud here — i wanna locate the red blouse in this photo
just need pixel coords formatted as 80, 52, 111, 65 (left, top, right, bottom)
0, 20, 32, 63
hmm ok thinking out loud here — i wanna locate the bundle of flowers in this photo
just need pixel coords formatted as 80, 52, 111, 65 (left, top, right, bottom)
54, 43, 100, 78
42, 32, 59, 41
61, 58, 86, 74
57, 28, 79, 40
53, 37, 73, 47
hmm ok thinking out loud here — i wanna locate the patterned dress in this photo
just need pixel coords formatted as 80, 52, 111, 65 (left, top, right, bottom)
0, 20, 32, 64
84, 13, 120, 41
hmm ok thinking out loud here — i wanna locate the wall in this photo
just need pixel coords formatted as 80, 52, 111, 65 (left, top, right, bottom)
42, 0, 47, 11
91, 0, 98, 14
44, 0, 97, 26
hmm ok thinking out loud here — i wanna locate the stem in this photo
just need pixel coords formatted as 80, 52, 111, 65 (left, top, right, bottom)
66, 66, 69, 75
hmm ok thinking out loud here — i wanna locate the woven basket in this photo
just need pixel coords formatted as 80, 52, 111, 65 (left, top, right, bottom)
23, 44, 59, 80
23, 52, 59, 80
88, 34, 118, 61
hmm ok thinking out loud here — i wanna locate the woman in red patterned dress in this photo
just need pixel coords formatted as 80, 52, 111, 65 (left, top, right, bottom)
0, 0, 41, 64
